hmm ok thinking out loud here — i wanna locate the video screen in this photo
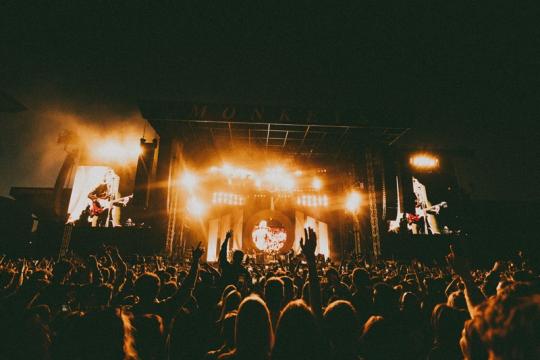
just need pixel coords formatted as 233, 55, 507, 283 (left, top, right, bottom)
251, 219, 287, 252
389, 176, 460, 235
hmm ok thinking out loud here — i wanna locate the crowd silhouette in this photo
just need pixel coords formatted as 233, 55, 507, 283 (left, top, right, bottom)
0, 228, 538, 359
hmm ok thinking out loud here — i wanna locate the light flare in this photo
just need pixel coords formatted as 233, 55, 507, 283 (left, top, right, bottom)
410, 154, 439, 169
345, 191, 362, 213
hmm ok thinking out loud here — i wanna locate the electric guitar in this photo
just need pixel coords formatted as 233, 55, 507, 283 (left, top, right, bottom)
89, 194, 133, 216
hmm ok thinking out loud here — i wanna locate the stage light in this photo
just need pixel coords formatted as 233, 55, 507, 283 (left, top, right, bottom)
94, 139, 141, 163
263, 166, 296, 191
296, 194, 329, 208
295, 170, 303, 176
180, 171, 198, 189
283, 177, 296, 191
211, 192, 245, 206
345, 191, 362, 213
222, 163, 233, 174
186, 196, 205, 217
410, 154, 439, 169
312, 177, 322, 190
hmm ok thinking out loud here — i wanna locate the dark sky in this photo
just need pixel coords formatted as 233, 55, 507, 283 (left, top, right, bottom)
1, 2, 539, 202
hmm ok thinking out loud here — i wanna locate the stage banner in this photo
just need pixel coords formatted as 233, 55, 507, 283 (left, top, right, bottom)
318, 221, 330, 259
207, 218, 219, 262
304, 215, 330, 258
294, 210, 305, 254
232, 208, 243, 251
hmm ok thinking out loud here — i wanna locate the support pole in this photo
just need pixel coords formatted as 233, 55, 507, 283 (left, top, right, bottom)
352, 213, 362, 255
365, 148, 381, 259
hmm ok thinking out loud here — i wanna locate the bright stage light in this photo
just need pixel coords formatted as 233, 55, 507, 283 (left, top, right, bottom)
345, 191, 362, 213
93, 139, 141, 163
410, 154, 439, 169
180, 171, 198, 189
263, 166, 296, 191
312, 177, 322, 190
186, 196, 205, 217
297, 194, 329, 207
212, 192, 245, 205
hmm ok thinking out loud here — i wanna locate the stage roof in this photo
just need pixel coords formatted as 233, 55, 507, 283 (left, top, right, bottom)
139, 100, 410, 161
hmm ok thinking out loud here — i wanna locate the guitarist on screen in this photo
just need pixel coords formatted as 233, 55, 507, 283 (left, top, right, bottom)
87, 179, 113, 227
87, 173, 133, 227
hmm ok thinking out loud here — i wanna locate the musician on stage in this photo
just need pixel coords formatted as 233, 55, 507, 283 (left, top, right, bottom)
87, 179, 113, 227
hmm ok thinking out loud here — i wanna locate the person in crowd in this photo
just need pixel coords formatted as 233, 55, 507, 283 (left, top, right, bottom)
0, 229, 539, 360
219, 230, 251, 290
264, 276, 285, 330
219, 295, 273, 360
428, 304, 468, 360
323, 300, 360, 360
206, 311, 237, 360
80, 307, 138, 360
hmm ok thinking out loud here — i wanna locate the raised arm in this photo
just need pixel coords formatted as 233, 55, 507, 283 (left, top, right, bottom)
169, 242, 204, 308
446, 245, 485, 317
203, 262, 221, 280
445, 275, 461, 297
218, 230, 233, 268
301, 227, 322, 319
109, 247, 127, 293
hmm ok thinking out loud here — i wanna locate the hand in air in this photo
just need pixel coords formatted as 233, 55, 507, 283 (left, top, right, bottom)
300, 227, 317, 259
446, 244, 470, 279
225, 230, 233, 241
192, 242, 204, 261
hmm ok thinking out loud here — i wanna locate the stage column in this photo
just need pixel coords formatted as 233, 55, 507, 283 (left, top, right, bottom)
150, 132, 183, 255
365, 147, 382, 259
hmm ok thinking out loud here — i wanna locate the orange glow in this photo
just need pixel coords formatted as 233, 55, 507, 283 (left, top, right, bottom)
345, 191, 362, 212
180, 171, 198, 189
205, 163, 303, 192
93, 139, 141, 163
263, 166, 295, 191
209, 163, 254, 179
186, 196, 206, 217
297, 194, 329, 207
312, 177, 322, 190
212, 192, 244, 205
410, 154, 439, 169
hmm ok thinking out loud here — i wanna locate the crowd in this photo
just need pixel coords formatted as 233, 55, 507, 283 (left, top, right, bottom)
0, 228, 538, 359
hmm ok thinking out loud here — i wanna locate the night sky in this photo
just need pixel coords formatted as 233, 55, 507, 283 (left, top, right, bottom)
1, 2, 539, 202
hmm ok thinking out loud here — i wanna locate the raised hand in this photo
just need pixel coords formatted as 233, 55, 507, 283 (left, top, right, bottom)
446, 244, 470, 279
300, 227, 317, 260
192, 242, 204, 261
225, 230, 233, 241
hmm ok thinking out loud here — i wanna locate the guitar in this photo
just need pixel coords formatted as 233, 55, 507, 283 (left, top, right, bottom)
89, 194, 133, 216
388, 201, 448, 232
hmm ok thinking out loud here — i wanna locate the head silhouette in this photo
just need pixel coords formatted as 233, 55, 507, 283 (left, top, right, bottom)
134, 273, 160, 302
352, 268, 370, 290
431, 304, 467, 347
221, 311, 237, 349
231, 295, 273, 360
323, 300, 359, 359
265, 277, 285, 310
272, 299, 327, 360
219, 290, 241, 322
80, 308, 137, 360
232, 250, 244, 266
